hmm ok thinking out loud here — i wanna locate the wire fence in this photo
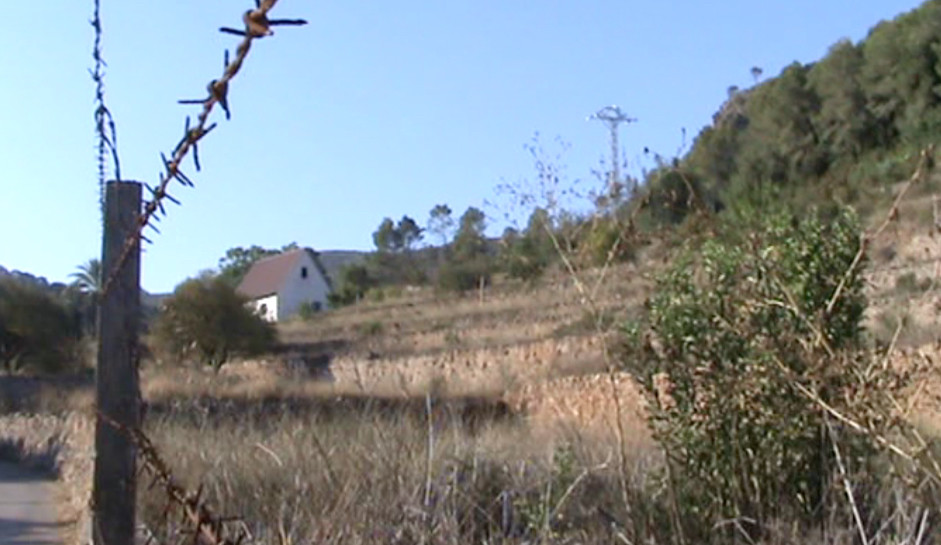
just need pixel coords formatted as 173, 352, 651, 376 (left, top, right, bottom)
91, 1, 306, 543
99, 0, 307, 298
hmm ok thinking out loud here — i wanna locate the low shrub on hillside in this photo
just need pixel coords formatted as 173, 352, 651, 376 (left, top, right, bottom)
436, 258, 492, 293
578, 219, 636, 268
620, 207, 914, 541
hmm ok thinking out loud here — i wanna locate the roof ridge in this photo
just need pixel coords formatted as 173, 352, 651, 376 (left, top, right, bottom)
252, 247, 303, 264
236, 246, 333, 299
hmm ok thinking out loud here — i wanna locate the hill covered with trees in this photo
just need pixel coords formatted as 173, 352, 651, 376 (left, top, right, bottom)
645, 0, 941, 223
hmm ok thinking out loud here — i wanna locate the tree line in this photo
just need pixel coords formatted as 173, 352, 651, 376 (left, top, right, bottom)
647, 0, 941, 223
0, 261, 100, 374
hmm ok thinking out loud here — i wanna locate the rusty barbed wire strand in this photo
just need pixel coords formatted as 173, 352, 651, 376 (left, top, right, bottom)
90, 2, 307, 540
98, 0, 307, 297
98, 412, 247, 545
91, 0, 121, 210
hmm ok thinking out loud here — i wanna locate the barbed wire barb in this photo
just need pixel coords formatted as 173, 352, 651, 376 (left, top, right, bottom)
98, 411, 248, 544
99, 1, 307, 298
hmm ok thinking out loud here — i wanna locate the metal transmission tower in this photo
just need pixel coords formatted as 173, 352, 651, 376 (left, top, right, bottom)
588, 105, 637, 196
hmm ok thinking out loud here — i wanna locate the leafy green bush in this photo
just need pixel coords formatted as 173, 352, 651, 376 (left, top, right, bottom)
356, 320, 384, 337
150, 276, 276, 371
327, 264, 374, 308
621, 207, 887, 538
436, 258, 492, 293
579, 219, 635, 267
500, 209, 557, 282
501, 235, 551, 282
0, 278, 81, 374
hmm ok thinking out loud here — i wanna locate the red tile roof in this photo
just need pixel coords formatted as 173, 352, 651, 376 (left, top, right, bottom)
236, 248, 332, 299
236, 250, 299, 298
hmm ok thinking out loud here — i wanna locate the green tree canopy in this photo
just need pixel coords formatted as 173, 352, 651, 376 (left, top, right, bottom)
397, 215, 424, 251
426, 204, 455, 247
150, 276, 276, 371
373, 216, 424, 254
808, 39, 874, 160
452, 206, 487, 261
438, 207, 495, 292
0, 277, 80, 374
673, 0, 941, 215
372, 218, 399, 253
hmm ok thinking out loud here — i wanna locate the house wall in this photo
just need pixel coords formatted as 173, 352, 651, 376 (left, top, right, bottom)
249, 294, 279, 322
276, 252, 331, 320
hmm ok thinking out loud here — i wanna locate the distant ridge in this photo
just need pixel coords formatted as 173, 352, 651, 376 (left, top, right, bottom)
316, 250, 368, 282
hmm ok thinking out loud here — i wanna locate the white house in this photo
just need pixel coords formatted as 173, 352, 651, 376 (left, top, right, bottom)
236, 248, 333, 322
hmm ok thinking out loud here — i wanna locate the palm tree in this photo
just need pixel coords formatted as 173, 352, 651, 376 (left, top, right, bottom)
70, 258, 102, 294
69, 258, 103, 337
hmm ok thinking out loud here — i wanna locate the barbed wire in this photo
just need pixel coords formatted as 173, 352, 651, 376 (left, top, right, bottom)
91, 0, 121, 211
90, 1, 307, 540
98, 0, 307, 297
98, 412, 247, 545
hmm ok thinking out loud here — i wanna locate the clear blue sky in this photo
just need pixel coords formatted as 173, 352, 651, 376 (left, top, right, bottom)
0, 0, 925, 293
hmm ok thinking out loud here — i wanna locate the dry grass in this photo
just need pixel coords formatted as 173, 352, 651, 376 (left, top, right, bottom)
137, 391, 656, 544
134, 382, 939, 544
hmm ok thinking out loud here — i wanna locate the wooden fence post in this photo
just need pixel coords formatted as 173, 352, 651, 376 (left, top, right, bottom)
93, 181, 142, 545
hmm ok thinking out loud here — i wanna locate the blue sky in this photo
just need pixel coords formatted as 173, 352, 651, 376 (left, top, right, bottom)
0, 0, 925, 293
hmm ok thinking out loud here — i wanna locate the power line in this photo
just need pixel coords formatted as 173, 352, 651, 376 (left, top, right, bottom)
588, 105, 637, 193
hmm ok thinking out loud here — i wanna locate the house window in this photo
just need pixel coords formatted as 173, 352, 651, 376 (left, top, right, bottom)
301, 267, 308, 279
259, 303, 268, 316
313, 301, 322, 312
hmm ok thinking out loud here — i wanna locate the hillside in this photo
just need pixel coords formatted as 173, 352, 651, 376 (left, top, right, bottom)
643, 0, 941, 224
316, 249, 368, 281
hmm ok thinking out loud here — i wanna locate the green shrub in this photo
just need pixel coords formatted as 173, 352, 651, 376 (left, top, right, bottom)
0, 278, 81, 374
501, 229, 553, 282
365, 287, 386, 303
327, 264, 374, 308
356, 320, 384, 337
579, 219, 635, 267
436, 258, 492, 293
621, 207, 887, 539
150, 276, 276, 371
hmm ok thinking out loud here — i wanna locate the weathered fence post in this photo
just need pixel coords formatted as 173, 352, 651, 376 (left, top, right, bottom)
93, 181, 142, 545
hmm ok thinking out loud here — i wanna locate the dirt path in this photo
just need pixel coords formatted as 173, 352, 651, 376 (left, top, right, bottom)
0, 460, 64, 544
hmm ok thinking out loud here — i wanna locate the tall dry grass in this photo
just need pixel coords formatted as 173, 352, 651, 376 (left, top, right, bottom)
132, 390, 941, 545
138, 394, 646, 544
